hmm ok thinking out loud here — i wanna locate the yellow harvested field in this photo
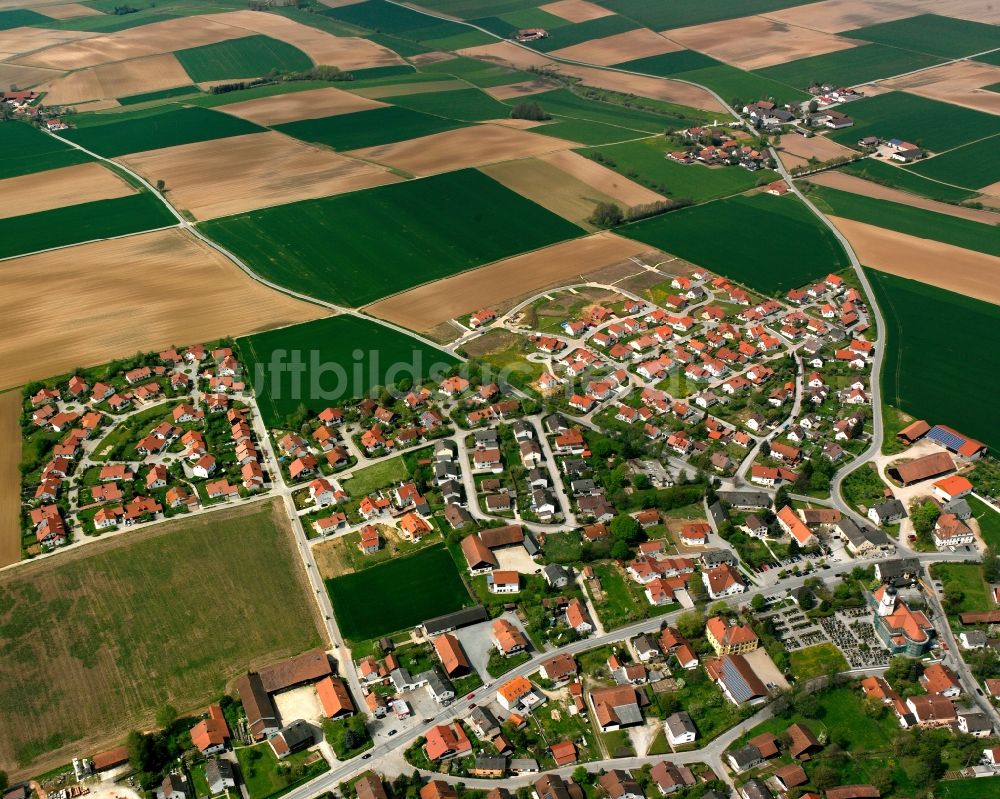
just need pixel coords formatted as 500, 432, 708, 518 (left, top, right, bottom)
202, 10, 405, 69
881, 60, 1000, 115
347, 123, 573, 176
553, 63, 727, 112
828, 217, 1000, 306
39, 53, 191, 105
0, 61, 64, 89
776, 132, 857, 169
540, 0, 614, 23
550, 28, 681, 66
217, 86, 385, 125
38, 2, 103, 18
14, 17, 248, 69
0, 162, 135, 220
458, 41, 556, 71
0, 390, 20, 569
665, 16, 859, 70
762, 0, 916, 33
365, 232, 651, 331
352, 79, 467, 98
809, 171, 1000, 225
537, 149, 664, 206
485, 79, 558, 99
0, 26, 97, 60
121, 131, 400, 220
0, 228, 327, 390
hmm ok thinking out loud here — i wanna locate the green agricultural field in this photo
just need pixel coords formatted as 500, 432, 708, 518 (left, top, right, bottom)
0, 121, 91, 179
528, 15, 638, 52
413, 0, 540, 17
322, 0, 478, 44
175, 34, 313, 82
326, 544, 471, 641
755, 44, 944, 91
201, 169, 583, 307
418, 55, 534, 87
826, 92, 999, 152
622, 192, 849, 294
867, 269, 1000, 452
842, 14, 1000, 59
117, 85, 201, 106
808, 186, 1000, 258
838, 159, 976, 204
0, 192, 176, 259
976, 50, 1000, 67
470, 8, 569, 39
537, 118, 649, 145
909, 135, 1000, 190
583, 138, 777, 201
0, 501, 323, 771
62, 106, 263, 157
613, 49, 720, 76
521, 89, 679, 134
383, 87, 512, 121
237, 316, 458, 427
0, 8, 47, 28
274, 105, 466, 151
596, 0, 814, 30
789, 643, 850, 682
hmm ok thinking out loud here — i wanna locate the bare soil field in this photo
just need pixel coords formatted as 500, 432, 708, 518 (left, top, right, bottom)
485, 78, 558, 99
0, 61, 64, 89
481, 157, 621, 227
352, 78, 467, 98
776, 132, 857, 169
0, 390, 20, 568
364, 231, 649, 331
762, 0, 916, 34
203, 10, 404, 69
122, 131, 400, 220
347, 123, 573, 176
70, 98, 120, 111
552, 63, 727, 112
550, 28, 681, 67
828, 216, 1000, 305
218, 85, 386, 125
809, 171, 1000, 224
38, 2, 102, 18
0, 162, 135, 220
39, 53, 191, 105
409, 51, 456, 65
457, 41, 556, 71
14, 17, 248, 70
881, 61, 1000, 115
909, 0, 1000, 24
0, 228, 326, 389
486, 118, 546, 129
541, 0, 613, 23
0, 26, 97, 61
537, 149, 665, 206
664, 16, 859, 71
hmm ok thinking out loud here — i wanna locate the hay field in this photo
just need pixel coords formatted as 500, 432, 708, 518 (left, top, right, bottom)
485, 79, 557, 99
364, 231, 649, 331
0, 161, 134, 220
552, 63, 727, 112
536, 150, 665, 206
0, 228, 326, 389
830, 216, 1000, 305
0, 390, 20, 568
0, 500, 325, 777
665, 15, 860, 70
550, 28, 681, 66
881, 60, 1000, 115
122, 131, 400, 220
218, 85, 386, 125
761, 0, 917, 34
0, 25, 97, 60
37, 3, 102, 19
541, 0, 613, 23
39, 53, 191, 105
776, 132, 857, 169
347, 123, 573, 176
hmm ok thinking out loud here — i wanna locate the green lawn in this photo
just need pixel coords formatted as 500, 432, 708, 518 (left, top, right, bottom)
325, 544, 472, 640
63, 106, 263, 157
176, 34, 313, 82
583, 137, 777, 201
237, 315, 458, 428
755, 43, 944, 90
383, 87, 512, 121
236, 743, 330, 799
968, 495, 1000, 551
0, 191, 176, 259
201, 168, 584, 307
622, 192, 849, 294
274, 105, 467, 151
909, 135, 1000, 191
343, 456, 410, 497
929, 563, 993, 614
0, 121, 91, 179
789, 643, 849, 682
808, 185, 1000, 257
837, 159, 976, 204
938, 777, 1000, 799
842, 14, 1000, 59
867, 269, 1000, 452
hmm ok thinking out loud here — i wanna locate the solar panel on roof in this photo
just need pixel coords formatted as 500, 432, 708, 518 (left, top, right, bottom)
927, 426, 965, 451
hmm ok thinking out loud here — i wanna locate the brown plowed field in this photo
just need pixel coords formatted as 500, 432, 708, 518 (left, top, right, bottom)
882, 60, 1000, 115
540, 0, 614, 23
537, 150, 665, 206
121, 131, 400, 220
0, 25, 97, 60
346, 123, 573, 176
828, 216, 1000, 305
552, 63, 727, 112
0, 390, 20, 568
457, 41, 556, 71
0, 162, 135, 220
776, 132, 857, 169
485, 79, 558, 99
352, 78, 467, 98
665, 15, 859, 70
38, 3, 103, 18
909, 0, 1000, 24
550, 28, 681, 66
762, 0, 916, 33
0, 61, 64, 89
0, 228, 327, 390
217, 85, 386, 125
364, 232, 650, 330
39, 53, 191, 105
